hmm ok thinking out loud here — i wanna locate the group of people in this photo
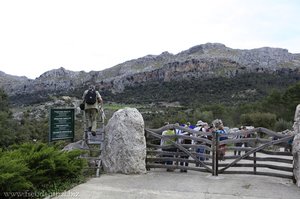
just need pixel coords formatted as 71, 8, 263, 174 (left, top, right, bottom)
160, 119, 228, 172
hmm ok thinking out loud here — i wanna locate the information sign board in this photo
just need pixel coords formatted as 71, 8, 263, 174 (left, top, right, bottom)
49, 108, 75, 142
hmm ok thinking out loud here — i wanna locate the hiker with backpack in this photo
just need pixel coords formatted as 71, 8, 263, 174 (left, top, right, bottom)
82, 85, 103, 136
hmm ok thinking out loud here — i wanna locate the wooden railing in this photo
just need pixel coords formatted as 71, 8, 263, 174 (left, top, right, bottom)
145, 124, 295, 179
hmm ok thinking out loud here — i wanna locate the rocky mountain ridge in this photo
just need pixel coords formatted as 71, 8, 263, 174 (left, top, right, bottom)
1, 43, 300, 105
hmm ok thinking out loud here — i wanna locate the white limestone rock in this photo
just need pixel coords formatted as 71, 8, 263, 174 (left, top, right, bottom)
293, 104, 300, 186
101, 108, 146, 174
62, 140, 90, 151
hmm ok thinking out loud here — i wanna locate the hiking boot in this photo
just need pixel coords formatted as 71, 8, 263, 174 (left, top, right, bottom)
91, 131, 96, 136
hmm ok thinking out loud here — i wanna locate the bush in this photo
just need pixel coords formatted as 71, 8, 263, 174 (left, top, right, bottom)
0, 149, 32, 193
193, 110, 214, 124
0, 142, 87, 197
274, 118, 293, 132
240, 112, 276, 129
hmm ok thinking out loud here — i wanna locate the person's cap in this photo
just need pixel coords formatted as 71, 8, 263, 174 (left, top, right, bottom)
196, 120, 205, 126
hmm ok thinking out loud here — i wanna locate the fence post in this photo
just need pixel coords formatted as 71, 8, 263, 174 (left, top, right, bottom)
253, 152, 257, 174
253, 139, 257, 174
212, 131, 219, 176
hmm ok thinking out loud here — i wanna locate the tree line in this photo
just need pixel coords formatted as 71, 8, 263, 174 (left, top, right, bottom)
141, 80, 300, 130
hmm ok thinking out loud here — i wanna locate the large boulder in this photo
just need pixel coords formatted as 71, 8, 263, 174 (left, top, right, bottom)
101, 108, 146, 174
293, 104, 300, 186
293, 104, 300, 134
293, 133, 300, 186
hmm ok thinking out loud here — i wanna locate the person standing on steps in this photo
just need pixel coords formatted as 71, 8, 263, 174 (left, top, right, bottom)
82, 85, 103, 136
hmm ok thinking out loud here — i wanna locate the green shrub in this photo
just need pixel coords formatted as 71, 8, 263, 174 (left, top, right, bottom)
12, 143, 87, 187
274, 118, 293, 132
240, 112, 276, 129
193, 110, 213, 124
0, 142, 87, 197
0, 150, 32, 193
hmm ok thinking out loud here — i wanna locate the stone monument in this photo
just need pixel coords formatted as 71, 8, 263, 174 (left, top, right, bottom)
101, 107, 146, 174
293, 104, 300, 186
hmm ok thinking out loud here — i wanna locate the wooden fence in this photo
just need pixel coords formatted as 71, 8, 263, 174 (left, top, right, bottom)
145, 124, 295, 180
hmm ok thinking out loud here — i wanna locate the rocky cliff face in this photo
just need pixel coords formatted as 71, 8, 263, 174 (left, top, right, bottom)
0, 71, 33, 94
97, 43, 300, 93
0, 67, 92, 104
1, 43, 300, 105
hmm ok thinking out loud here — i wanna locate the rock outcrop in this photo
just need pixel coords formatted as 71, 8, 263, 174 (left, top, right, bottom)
1, 43, 300, 104
101, 108, 146, 174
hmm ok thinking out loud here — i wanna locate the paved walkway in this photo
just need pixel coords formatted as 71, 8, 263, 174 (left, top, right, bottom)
53, 169, 300, 199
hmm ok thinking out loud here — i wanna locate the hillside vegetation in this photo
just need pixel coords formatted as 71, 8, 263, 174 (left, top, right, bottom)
103, 72, 299, 106
136, 78, 300, 129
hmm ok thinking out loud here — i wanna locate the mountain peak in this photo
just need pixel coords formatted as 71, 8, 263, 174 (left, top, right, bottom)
182, 43, 227, 55
37, 67, 77, 79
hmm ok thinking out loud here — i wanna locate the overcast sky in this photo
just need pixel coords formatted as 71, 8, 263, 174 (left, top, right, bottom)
1, 0, 300, 79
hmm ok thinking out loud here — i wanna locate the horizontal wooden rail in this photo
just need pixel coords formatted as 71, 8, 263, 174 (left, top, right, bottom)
223, 156, 293, 164
147, 150, 211, 159
218, 163, 292, 172
146, 163, 210, 173
221, 170, 293, 179
147, 124, 212, 137
259, 149, 293, 156
146, 157, 212, 165
148, 134, 212, 145
147, 143, 212, 151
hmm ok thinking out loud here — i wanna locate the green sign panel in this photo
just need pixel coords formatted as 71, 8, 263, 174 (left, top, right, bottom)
49, 108, 75, 142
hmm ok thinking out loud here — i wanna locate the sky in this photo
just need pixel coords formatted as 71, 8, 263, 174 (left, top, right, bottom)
0, 0, 300, 79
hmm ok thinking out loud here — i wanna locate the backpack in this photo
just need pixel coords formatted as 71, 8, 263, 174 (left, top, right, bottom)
85, 89, 97, 105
